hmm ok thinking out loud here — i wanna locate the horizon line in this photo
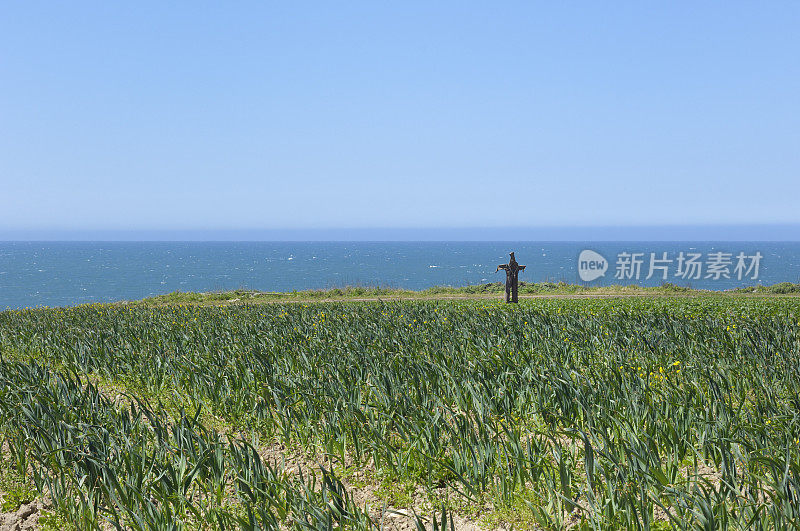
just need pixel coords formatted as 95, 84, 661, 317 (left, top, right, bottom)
0, 223, 798, 242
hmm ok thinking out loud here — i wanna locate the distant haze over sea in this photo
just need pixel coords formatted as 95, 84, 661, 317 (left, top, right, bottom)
1, 224, 799, 242
1, 240, 799, 309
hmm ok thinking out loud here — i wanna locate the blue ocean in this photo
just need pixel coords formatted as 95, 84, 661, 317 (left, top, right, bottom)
1, 242, 799, 309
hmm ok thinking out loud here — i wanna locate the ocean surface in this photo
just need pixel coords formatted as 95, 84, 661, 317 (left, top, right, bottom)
1, 241, 799, 309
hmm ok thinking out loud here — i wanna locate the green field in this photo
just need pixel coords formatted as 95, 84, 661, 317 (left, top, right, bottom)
1, 296, 799, 529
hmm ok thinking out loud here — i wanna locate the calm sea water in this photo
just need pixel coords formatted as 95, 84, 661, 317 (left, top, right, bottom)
1, 242, 799, 309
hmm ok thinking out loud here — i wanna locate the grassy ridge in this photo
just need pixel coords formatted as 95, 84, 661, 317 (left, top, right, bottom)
1, 297, 800, 528
141, 281, 800, 306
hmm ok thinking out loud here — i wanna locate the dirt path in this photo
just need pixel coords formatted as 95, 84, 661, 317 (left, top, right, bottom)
216, 291, 797, 305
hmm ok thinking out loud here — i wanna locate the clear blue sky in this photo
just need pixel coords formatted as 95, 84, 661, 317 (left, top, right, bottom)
1, 2, 798, 236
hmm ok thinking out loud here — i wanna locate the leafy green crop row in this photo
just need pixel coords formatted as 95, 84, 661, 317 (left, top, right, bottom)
1, 297, 799, 529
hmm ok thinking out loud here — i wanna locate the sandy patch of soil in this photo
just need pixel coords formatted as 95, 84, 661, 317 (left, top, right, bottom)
0, 498, 47, 531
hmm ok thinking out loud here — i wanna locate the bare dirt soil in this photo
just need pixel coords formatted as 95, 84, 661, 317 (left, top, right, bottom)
0, 498, 47, 531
